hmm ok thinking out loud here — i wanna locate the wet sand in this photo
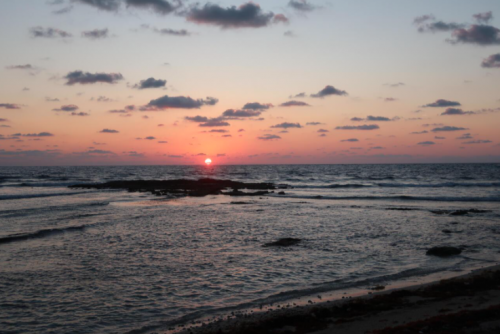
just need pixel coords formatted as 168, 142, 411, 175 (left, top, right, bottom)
168, 264, 500, 334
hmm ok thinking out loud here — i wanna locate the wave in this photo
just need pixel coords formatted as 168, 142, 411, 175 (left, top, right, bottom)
271, 194, 500, 202
0, 223, 94, 245
293, 182, 500, 189
0, 191, 92, 201
5, 181, 89, 188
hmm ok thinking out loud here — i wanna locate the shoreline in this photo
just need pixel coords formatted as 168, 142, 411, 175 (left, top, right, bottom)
155, 263, 500, 334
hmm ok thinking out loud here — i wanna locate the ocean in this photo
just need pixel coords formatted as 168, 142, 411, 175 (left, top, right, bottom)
1, 164, 500, 333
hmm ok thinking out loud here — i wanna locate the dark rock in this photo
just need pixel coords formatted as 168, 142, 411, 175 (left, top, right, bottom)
386, 208, 418, 211
426, 246, 462, 257
230, 201, 251, 205
278, 191, 286, 195
442, 229, 452, 234
263, 238, 301, 247
69, 178, 278, 198
431, 209, 491, 216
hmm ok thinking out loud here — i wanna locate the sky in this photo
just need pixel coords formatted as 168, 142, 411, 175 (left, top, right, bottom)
0, 0, 499, 166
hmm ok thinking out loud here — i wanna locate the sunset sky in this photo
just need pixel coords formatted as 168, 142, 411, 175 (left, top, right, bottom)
0, 0, 499, 165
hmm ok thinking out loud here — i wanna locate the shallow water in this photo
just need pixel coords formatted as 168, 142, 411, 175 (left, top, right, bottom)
1, 164, 499, 333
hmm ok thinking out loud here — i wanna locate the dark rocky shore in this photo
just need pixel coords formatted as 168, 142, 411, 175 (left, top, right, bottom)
69, 178, 279, 197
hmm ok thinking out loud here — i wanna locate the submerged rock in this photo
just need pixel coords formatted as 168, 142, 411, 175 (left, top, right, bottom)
426, 246, 462, 257
262, 238, 301, 247
430, 209, 491, 216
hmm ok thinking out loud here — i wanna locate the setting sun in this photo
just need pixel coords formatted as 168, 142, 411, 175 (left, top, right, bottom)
205, 158, 212, 165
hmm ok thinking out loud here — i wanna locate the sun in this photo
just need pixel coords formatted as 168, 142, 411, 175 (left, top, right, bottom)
205, 158, 212, 165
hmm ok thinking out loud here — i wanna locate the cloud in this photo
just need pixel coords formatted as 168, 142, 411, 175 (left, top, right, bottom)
167, 154, 183, 158
74, 0, 120, 11
336, 125, 380, 130
208, 129, 228, 133
288, 0, 317, 12
289, 92, 306, 98
109, 109, 131, 114
158, 141, 168, 143
14, 132, 54, 137
441, 108, 475, 115
217, 153, 226, 157
185, 116, 208, 122
71, 112, 89, 116
99, 128, 119, 133
317, 129, 329, 133
279, 100, 310, 107
144, 95, 218, 110
0, 118, 9, 122
242, 102, 272, 110
53, 6, 74, 14
311, 85, 347, 98
413, 15, 435, 25
222, 109, 261, 117
144, 136, 156, 140
473, 11, 493, 24
258, 134, 281, 140
0, 149, 61, 157
0, 104, 21, 109
186, 3, 287, 29
30, 26, 72, 38
64, 71, 124, 85
53, 104, 79, 112
84, 149, 115, 155
418, 141, 435, 146
384, 82, 405, 88
82, 28, 109, 39
284, 30, 296, 37
341, 138, 359, 142
463, 140, 492, 144
5, 64, 35, 70
45, 97, 60, 102
351, 117, 364, 122
271, 122, 302, 129
435, 136, 445, 140
222, 134, 232, 138
423, 99, 461, 108
134, 77, 167, 89
431, 126, 468, 132
306, 122, 322, 126
481, 53, 500, 68
199, 119, 230, 127
449, 25, 500, 46
418, 21, 465, 33
153, 28, 191, 36
125, 0, 177, 15
366, 116, 394, 121
457, 133, 473, 140
384, 97, 397, 102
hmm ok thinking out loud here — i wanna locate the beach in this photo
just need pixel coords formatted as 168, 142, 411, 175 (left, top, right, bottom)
171, 264, 500, 334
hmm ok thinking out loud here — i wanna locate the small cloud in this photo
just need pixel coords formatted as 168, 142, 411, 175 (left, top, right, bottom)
222, 134, 232, 138
158, 141, 168, 143
311, 85, 347, 98
481, 53, 500, 68
186, 3, 287, 29
74, 0, 121, 11
151, 27, 192, 36
279, 100, 310, 107
473, 12, 493, 24
448, 25, 500, 46
384, 82, 405, 88
30, 26, 72, 38
99, 128, 119, 133
82, 28, 109, 39
144, 136, 156, 140
431, 126, 468, 132
258, 134, 281, 140
222, 109, 261, 117
0, 103, 21, 109
306, 122, 323, 126
271, 122, 302, 129
423, 99, 461, 108
15, 132, 54, 137
288, 0, 317, 12
158, 124, 164, 127
125, 0, 177, 15
336, 125, 380, 130
284, 30, 296, 37
457, 133, 473, 140
144, 95, 218, 110
185, 115, 208, 122
53, 104, 78, 112
341, 138, 359, 142
351, 117, 364, 122
289, 92, 306, 98
217, 153, 226, 157
434, 136, 446, 140
418, 141, 435, 146
208, 129, 228, 133
199, 119, 229, 127
462, 140, 492, 144
441, 108, 475, 116
65, 71, 123, 85
317, 129, 329, 133
5, 64, 36, 70
133, 77, 167, 89
242, 102, 272, 110
384, 97, 397, 102
45, 97, 60, 102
